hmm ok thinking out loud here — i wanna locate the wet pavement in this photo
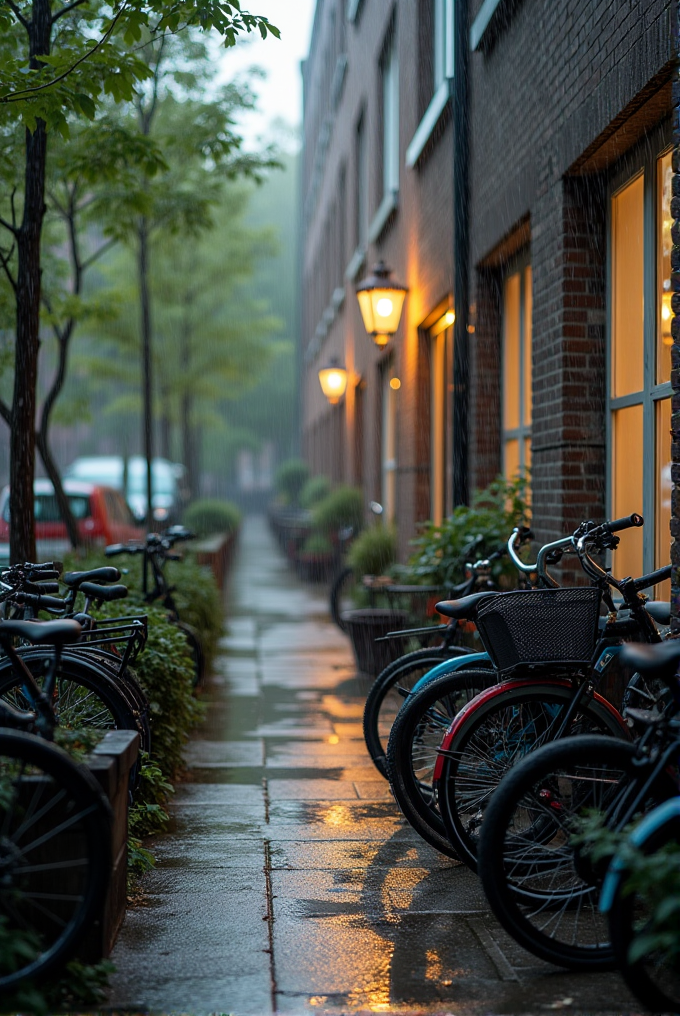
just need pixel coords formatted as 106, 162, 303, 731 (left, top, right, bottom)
109, 517, 642, 1016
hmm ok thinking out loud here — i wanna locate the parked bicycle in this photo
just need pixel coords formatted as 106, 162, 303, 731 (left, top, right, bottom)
0, 618, 112, 988
106, 526, 205, 687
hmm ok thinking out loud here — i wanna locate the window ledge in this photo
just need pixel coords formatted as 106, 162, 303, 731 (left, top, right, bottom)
346, 0, 363, 24
405, 81, 451, 168
470, 0, 503, 51
331, 54, 348, 111
345, 246, 366, 282
368, 190, 398, 244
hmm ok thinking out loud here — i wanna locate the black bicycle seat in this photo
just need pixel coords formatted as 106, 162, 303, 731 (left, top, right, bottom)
79, 582, 128, 602
0, 619, 82, 647
63, 566, 121, 588
620, 639, 680, 683
644, 600, 671, 626
435, 591, 496, 620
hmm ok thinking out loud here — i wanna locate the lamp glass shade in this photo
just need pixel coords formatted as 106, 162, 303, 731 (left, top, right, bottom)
318, 364, 348, 403
357, 287, 406, 337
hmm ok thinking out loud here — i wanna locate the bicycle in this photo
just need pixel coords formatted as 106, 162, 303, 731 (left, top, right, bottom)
476, 637, 680, 972
0, 618, 112, 989
362, 543, 512, 779
106, 526, 206, 688
0, 562, 151, 759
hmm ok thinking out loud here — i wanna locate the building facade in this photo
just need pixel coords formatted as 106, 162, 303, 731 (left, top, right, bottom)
301, 0, 675, 578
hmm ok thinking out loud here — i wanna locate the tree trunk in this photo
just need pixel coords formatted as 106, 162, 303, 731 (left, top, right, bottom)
10, 0, 52, 564
37, 324, 81, 549
138, 217, 154, 531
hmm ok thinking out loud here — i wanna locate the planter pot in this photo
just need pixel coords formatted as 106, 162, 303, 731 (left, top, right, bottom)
195, 529, 239, 588
341, 608, 410, 676
297, 552, 334, 584
80, 729, 140, 961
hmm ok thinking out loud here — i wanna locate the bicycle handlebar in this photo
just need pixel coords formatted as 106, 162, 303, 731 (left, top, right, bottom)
601, 513, 644, 535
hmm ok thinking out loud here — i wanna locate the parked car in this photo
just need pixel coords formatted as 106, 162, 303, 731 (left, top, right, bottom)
0, 479, 144, 564
64, 455, 186, 524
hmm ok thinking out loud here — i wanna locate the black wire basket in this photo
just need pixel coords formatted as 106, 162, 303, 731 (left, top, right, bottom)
475, 587, 601, 675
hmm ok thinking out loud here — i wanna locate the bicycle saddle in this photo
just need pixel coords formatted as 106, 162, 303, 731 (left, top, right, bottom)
62, 566, 121, 588
0, 619, 82, 647
620, 639, 680, 683
79, 582, 128, 602
435, 591, 496, 620
645, 600, 671, 625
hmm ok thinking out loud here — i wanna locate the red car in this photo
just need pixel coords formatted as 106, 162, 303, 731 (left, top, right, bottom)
0, 478, 144, 564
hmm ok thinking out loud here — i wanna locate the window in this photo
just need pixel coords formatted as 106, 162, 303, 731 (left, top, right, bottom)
381, 25, 399, 199
407, 0, 453, 167
381, 365, 398, 523
502, 263, 532, 482
355, 110, 368, 251
429, 312, 453, 525
609, 148, 672, 587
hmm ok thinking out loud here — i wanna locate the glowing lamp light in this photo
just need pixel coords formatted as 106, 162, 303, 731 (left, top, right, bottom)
661, 289, 673, 346
356, 260, 408, 347
318, 358, 348, 404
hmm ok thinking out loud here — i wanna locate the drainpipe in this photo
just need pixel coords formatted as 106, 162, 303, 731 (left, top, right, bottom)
671, 4, 680, 630
451, 0, 470, 506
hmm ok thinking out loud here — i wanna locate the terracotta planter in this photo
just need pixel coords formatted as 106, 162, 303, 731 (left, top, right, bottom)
342, 608, 410, 676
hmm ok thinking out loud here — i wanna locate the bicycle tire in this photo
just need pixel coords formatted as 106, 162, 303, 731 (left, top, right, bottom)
477, 735, 670, 970
0, 650, 148, 753
436, 681, 629, 871
175, 620, 206, 689
0, 730, 111, 988
363, 646, 457, 778
329, 566, 354, 632
608, 807, 680, 1011
386, 668, 495, 858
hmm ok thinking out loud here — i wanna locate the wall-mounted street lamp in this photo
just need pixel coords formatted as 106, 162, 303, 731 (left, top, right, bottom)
318, 357, 348, 404
356, 260, 408, 347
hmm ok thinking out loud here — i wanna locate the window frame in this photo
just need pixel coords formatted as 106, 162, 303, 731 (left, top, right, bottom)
501, 252, 532, 480
606, 120, 673, 575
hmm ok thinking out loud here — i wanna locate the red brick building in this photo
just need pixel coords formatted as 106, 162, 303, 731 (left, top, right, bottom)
301, 0, 675, 577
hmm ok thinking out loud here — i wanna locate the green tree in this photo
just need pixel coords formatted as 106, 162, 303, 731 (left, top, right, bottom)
0, 0, 278, 562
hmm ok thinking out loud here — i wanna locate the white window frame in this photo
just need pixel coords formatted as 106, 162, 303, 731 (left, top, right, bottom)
406, 0, 453, 168
501, 257, 532, 479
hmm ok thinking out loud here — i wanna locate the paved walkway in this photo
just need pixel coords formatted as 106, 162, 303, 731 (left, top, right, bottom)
109, 516, 639, 1016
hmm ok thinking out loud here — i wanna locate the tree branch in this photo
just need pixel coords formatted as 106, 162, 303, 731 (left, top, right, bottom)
0, 244, 17, 291
0, 216, 17, 238
81, 235, 116, 270
0, 397, 10, 427
1, 4, 127, 103
51, 0, 89, 23
2, 0, 29, 30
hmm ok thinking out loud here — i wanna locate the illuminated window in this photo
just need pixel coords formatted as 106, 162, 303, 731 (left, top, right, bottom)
609, 148, 672, 590
382, 365, 398, 523
502, 263, 532, 483
429, 311, 453, 525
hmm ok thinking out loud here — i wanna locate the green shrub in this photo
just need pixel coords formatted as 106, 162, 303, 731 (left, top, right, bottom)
347, 526, 397, 577
93, 600, 202, 781
312, 485, 364, 536
405, 474, 530, 589
274, 458, 310, 506
300, 532, 334, 556
183, 498, 241, 538
167, 556, 224, 669
299, 475, 332, 509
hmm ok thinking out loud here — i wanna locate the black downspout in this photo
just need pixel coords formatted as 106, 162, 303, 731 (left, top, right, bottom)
451, 0, 470, 506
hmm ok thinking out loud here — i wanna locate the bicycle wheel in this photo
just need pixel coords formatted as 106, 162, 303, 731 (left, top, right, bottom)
329, 566, 356, 632
386, 669, 494, 858
477, 735, 670, 970
608, 806, 680, 1011
436, 681, 629, 871
363, 646, 458, 778
0, 651, 148, 752
0, 730, 111, 988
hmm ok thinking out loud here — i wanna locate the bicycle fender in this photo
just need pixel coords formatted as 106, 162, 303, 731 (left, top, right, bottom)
409, 651, 491, 696
431, 677, 629, 782
599, 798, 680, 914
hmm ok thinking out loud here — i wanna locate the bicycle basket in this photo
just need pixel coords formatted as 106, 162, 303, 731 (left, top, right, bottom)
475, 587, 601, 675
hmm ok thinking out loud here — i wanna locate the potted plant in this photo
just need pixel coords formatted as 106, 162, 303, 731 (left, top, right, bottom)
297, 532, 335, 583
